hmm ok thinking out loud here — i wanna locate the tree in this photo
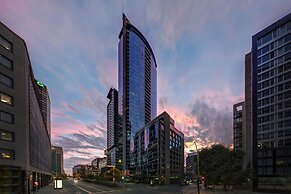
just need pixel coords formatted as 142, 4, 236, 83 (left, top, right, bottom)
199, 144, 246, 191
104, 168, 122, 182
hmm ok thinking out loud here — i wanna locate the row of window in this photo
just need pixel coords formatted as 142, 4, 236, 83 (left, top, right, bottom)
258, 69, 275, 82
258, 130, 284, 138
257, 140, 285, 149
258, 157, 291, 167
257, 33, 291, 58
258, 55, 291, 81
257, 22, 291, 47
258, 86, 291, 100
258, 61, 291, 79
259, 120, 291, 131
258, 91, 291, 108
259, 111, 291, 123
258, 59, 291, 75
233, 111, 242, 119
0, 35, 15, 160
258, 123, 275, 132
258, 79, 275, 91
258, 140, 291, 151
258, 114, 275, 124
278, 109, 291, 119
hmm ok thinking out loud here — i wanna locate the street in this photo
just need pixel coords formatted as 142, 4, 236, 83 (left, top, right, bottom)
35, 180, 277, 194
37, 179, 119, 194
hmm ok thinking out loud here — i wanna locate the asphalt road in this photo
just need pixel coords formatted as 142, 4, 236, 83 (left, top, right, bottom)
37, 180, 276, 194
37, 179, 121, 194
37, 180, 201, 194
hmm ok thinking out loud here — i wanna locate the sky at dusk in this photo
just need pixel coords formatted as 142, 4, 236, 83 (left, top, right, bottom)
1, 0, 291, 174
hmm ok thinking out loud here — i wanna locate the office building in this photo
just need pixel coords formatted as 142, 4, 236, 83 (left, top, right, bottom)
251, 13, 291, 192
185, 152, 197, 181
233, 101, 251, 169
98, 157, 107, 170
72, 164, 90, 177
51, 146, 64, 175
91, 157, 103, 175
245, 52, 253, 170
106, 88, 122, 169
91, 157, 103, 169
233, 102, 245, 151
0, 22, 51, 193
118, 14, 157, 170
35, 80, 51, 139
132, 112, 184, 185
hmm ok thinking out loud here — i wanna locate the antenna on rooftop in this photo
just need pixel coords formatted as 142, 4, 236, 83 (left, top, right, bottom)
122, 0, 124, 14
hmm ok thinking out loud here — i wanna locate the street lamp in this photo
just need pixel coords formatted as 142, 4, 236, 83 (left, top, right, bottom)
192, 141, 200, 194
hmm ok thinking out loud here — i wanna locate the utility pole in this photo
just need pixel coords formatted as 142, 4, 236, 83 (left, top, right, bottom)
193, 141, 200, 194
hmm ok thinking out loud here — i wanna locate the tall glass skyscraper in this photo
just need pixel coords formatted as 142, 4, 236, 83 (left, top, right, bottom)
118, 14, 157, 170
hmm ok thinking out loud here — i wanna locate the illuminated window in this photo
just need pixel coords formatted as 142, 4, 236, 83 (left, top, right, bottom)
0, 92, 13, 105
0, 36, 12, 51
0, 130, 14, 141
0, 149, 14, 159
0, 111, 14, 124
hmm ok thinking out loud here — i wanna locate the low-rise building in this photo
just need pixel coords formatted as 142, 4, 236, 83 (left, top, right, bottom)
132, 111, 184, 185
185, 152, 197, 181
51, 146, 64, 176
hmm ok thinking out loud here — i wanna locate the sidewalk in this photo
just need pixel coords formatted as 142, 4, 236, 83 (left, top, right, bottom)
33, 183, 67, 194
188, 186, 278, 194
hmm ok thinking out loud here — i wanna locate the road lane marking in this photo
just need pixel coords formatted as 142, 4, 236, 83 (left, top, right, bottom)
82, 183, 116, 192
79, 182, 115, 192
92, 189, 131, 194
68, 181, 92, 194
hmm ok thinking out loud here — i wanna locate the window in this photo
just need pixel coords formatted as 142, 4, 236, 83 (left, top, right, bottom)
278, 112, 283, 119
0, 111, 14, 124
285, 43, 291, 52
0, 130, 14, 141
0, 149, 14, 159
284, 62, 291, 71
285, 33, 291, 43
0, 73, 13, 87
261, 54, 270, 63
278, 84, 283, 92
262, 33, 272, 45
278, 130, 283, 137
278, 140, 283, 147
278, 66, 284, 73
0, 92, 13, 106
278, 37, 284, 46
285, 52, 291, 62
0, 36, 12, 51
257, 38, 262, 47
0, 54, 12, 69
287, 21, 291, 31
284, 71, 291, 80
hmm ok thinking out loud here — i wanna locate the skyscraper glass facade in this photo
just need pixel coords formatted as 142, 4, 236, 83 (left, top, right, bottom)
118, 15, 157, 170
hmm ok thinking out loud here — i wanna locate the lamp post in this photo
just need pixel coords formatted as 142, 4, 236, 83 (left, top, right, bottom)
193, 141, 200, 194
113, 166, 115, 183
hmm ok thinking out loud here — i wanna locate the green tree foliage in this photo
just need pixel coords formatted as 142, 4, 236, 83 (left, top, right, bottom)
104, 168, 122, 182
199, 144, 247, 189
